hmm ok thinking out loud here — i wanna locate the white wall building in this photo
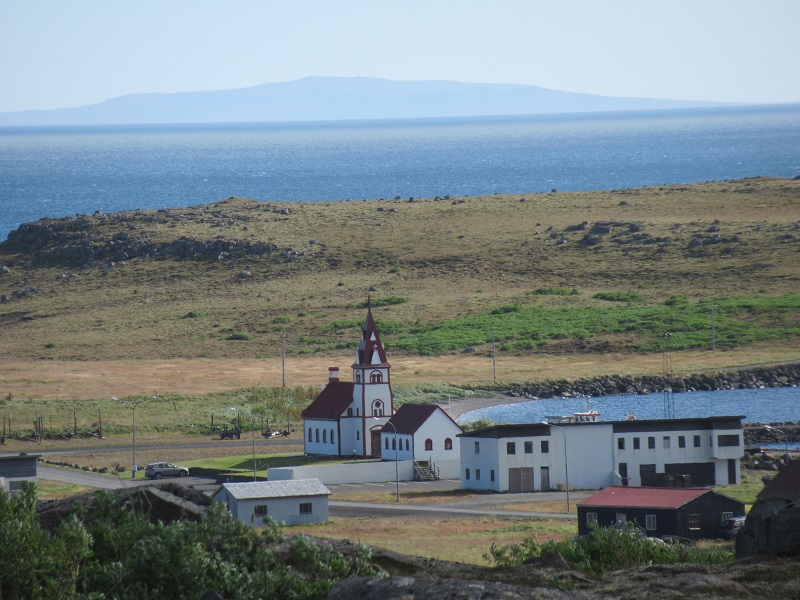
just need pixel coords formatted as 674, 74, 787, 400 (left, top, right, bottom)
213, 479, 331, 526
459, 416, 744, 493
379, 403, 462, 463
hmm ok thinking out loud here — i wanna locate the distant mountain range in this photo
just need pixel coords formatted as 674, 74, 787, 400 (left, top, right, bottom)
0, 77, 729, 126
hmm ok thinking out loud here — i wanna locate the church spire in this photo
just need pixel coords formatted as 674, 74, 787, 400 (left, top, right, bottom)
355, 306, 390, 367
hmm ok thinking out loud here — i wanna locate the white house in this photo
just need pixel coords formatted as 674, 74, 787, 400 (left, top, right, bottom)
0, 453, 39, 495
213, 479, 331, 526
459, 415, 744, 493
379, 403, 463, 463
302, 307, 393, 458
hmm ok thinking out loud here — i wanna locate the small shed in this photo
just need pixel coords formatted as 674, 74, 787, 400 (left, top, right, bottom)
577, 486, 745, 540
0, 453, 40, 495
213, 478, 331, 526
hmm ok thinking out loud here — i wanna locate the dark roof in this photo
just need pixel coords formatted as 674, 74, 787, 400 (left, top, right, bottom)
302, 381, 354, 420
353, 308, 390, 368
385, 404, 462, 435
757, 460, 800, 501
578, 486, 712, 509
458, 423, 552, 439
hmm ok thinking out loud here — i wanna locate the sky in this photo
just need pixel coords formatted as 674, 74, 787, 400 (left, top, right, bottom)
1, 0, 799, 113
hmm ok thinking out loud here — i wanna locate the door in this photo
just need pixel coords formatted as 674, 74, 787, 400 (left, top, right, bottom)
370, 430, 381, 458
508, 467, 534, 492
540, 466, 550, 491
727, 459, 737, 484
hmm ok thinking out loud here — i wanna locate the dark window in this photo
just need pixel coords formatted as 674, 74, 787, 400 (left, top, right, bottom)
541, 440, 549, 453
476, 469, 481, 480
323, 429, 327, 443
308, 428, 313, 442
689, 514, 700, 530
355, 372, 361, 383
587, 512, 597, 525
299, 503, 312, 515
254, 505, 268, 516
445, 438, 453, 450
663, 436, 670, 449
648, 436, 655, 449
373, 400, 383, 416
646, 515, 657, 530
524, 441, 533, 454
331, 429, 335, 444
315, 429, 320, 443
633, 437, 640, 450
405, 439, 409, 451
347, 408, 353, 416
474, 441, 480, 454
618, 437, 625, 450
490, 470, 495, 482
694, 435, 701, 447
640, 463, 656, 477
465, 468, 470, 480
385, 437, 389, 450
425, 438, 433, 451
506, 442, 516, 455
718, 434, 740, 447
370, 371, 383, 383
392, 437, 396, 450
678, 436, 686, 448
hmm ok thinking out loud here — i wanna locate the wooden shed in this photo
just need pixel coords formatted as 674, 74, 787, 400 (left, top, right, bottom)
577, 486, 745, 540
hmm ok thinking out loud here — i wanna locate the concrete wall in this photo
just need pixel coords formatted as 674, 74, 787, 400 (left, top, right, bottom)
269, 458, 461, 484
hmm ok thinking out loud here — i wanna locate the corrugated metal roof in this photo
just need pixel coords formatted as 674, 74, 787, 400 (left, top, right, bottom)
222, 478, 331, 500
758, 460, 800, 501
578, 486, 710, 509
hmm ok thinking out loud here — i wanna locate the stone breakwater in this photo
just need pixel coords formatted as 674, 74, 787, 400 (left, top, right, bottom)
507, 363, 800, 401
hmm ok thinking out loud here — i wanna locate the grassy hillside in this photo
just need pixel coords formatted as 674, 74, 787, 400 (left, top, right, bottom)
0, 177, 798, 365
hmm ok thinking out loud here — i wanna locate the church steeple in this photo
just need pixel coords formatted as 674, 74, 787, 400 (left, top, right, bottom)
354, 307, 390, 367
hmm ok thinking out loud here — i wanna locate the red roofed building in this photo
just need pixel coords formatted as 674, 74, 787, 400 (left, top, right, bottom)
302, 308, 393, 458
379, 403, 463, 463
577, 485, 744, 540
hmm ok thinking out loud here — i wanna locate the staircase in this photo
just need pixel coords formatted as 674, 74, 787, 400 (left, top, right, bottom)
413, 460, 440, 481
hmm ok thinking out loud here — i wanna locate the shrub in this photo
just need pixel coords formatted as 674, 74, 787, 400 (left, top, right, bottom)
226, 332, 253, 341
593, 291, 644, 303
273, 316, 291, 324
532, 287, 579, 296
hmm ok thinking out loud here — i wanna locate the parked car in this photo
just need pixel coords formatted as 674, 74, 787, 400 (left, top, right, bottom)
717, 516, 746, 539
144, 462, 189, 479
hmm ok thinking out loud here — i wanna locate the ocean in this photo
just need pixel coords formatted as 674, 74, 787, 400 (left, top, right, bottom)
1, 104, 799, 241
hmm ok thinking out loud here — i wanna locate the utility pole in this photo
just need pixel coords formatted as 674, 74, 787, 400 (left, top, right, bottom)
492, 326, 497, 382
281, 332, 287, 387
711, 301, 716, 354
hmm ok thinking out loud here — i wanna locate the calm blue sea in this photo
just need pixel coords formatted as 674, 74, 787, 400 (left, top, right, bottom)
1, 104, 799, 241
457, 387, 800, 426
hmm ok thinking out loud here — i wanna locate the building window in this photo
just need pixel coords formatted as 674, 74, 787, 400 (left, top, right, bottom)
663, 436, 670, 449
444, 438, 453, 450
474, 441, 480, 454
633, 437, 640, 450
331, 429, 335, 444
356, 430, 360, 440
405, 439, 409, 451
347, 408, 353, 416
308, 428, 313, 442
722, 511, 733, 523
645, 514, 657, 530
385, 437, 389, 450
465, 468, 470, 480
689, 514, 700, 530
618, 438, 625, 450
506, 442, 516, 455
476, 469, 481, 480
355, 371, 362, 383
392, 437, 396, 450
299, 503, 313, 515
425, 438, 433, 451
370, 371, 383, 383
615, 513, 627, 525
490, 470, 495, 482
541, 440, 549, 453
315, 429, 320, 443
648, 436, 655, 449
254, 505, 268, 516
587, 512, 598, 525
694, 435, 701, 448
524, 441, 533, 454
373, 400, 384, 416
718, 434, 740, 447
323, 429, 327, 443
678, 436, 685, 448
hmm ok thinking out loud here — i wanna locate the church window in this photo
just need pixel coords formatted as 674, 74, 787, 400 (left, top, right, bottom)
356, 430, 360, 440
323, 429, 327, 443
370, 371, 383, 383
425, 438, 433, 451
331, 429, 335, 444
315, 429, 319, 443
385, 437, 389, 449
392, 437, 396, 450
308, 428, 312, 442
444, 438, 453, 450
373, 400, 384, 416
355, 371, 361, 383
405, 439, 409, 451
347, 408, 353, 416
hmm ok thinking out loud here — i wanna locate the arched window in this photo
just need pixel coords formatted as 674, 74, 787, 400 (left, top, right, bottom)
425, 438, 433, 451
444, 438, 453, 450
373, 400, 383, 416
308, 428, 313, 442
392, 437, 396, 450
347, 408, 353, 416
315, 428, 320, 443
356, 430, 360, 440
355, 371, 362, 383
385, 437, 389, 449
405, 439, 409, 451
323, 429, 327, 443
330, 429, 335, 444
370, 371, 383, 383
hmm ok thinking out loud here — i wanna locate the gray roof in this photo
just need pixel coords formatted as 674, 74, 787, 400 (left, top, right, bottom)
221, 478, 331, 500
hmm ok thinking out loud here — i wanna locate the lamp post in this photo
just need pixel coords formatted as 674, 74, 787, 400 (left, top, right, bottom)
764, 424, 789, 454
543, 421, 570, 512
374, 417, 399, 502
114, 396, 154, 478
231, 407, 257, 481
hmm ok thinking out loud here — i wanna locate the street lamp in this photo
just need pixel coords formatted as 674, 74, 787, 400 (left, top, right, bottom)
114, 395, 155, 478
231, 407, 257, 481
374, 417, 400, 502
763, 424, 789, 454
543, 421, 570, 512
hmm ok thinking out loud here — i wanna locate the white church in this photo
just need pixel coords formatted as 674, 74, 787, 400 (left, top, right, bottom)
302, 307, 462, 460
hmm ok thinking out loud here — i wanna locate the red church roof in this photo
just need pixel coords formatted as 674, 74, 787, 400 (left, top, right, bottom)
354, 307, 390, 368
384, 404, 442, 435
578, 486, 711, 509
301, 381, 354, 420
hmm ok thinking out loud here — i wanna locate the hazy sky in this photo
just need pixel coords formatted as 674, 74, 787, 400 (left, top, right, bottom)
1, 0, 798, 113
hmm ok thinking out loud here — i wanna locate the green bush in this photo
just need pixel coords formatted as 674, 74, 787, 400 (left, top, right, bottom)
531, 287, 579, 296
273, 316, 292, 324
593, 291, 644, 303
347, 296, 408, 309
226, 332, 254, 341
